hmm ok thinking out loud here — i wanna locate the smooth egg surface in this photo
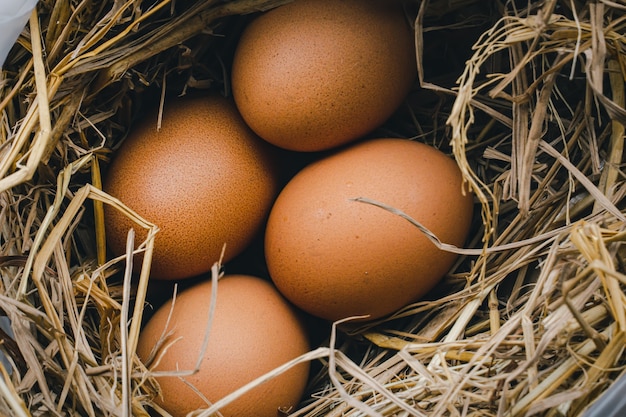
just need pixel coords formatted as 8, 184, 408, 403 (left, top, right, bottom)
231, 0, 416, 152
264, 138, 474, 321
137, 274, 311, 417
104, 95, 279, 280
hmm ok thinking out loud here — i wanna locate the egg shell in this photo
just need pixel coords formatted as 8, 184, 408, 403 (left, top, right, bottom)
103, 95, 280, 280
137, 274, 311, 417
231, 0, 416, 152
264, 138, 474, 321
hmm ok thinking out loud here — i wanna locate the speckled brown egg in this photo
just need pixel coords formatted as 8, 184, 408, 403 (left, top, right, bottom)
231, 0, 416, 152
137, 274, 311, 417
264, 138, 474, 322
103, 95, 279, 280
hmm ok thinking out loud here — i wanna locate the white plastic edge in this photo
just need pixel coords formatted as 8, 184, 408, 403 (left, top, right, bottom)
0, 0, 40, 68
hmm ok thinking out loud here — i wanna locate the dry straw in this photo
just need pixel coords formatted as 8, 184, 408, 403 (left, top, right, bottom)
0, 0, 624, 416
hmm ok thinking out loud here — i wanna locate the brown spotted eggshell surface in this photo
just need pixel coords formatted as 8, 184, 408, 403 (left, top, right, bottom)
104, 95, 279, 280
231, 0, 416, 152
137, 274, 310, 417
264, 138, 474, 322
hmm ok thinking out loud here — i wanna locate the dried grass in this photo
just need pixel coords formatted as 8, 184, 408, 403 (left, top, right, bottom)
0, 0, 624, 416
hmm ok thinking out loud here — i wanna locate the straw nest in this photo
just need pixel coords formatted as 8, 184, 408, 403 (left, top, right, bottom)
0, 0, 625, 416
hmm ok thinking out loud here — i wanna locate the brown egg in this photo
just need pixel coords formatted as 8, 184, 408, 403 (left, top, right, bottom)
264, 139, 474, 321
137, 274, 311, 417
231, 0, 416, 152
104, 95, 279, 280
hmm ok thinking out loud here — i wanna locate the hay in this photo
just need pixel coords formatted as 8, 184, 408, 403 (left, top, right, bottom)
0, 0, 624, 416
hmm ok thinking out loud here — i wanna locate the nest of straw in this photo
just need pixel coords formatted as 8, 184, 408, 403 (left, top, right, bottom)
0, 0, 624, 415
